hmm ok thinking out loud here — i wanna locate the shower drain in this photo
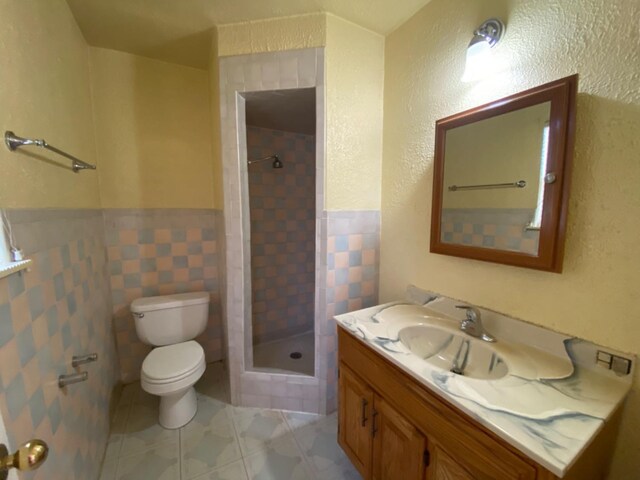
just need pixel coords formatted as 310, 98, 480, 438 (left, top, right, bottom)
290, 352, 302, 359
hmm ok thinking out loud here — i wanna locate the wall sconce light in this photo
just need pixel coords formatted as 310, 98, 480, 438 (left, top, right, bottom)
463, 18, 505, 81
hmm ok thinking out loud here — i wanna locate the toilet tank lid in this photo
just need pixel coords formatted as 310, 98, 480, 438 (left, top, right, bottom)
131, 292, 209, 313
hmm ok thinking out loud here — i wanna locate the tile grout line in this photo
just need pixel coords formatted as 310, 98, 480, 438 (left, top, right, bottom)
224, 389, 252, 480
283, 412, 324, 479
112, 387, 136, 479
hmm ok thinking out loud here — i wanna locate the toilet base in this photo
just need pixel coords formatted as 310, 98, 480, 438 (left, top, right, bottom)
158, 386, 197, 429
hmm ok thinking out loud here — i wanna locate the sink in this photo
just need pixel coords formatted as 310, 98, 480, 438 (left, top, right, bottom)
398, 325, 508, 380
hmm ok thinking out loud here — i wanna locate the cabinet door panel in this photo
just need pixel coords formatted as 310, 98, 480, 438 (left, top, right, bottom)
372, 396, 426, 480
429, 445, 476, 480
339, 364, 375, 478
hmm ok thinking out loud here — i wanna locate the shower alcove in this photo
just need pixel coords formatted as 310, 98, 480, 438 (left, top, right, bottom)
245, 87, 316, 377
219, 48, 330, 413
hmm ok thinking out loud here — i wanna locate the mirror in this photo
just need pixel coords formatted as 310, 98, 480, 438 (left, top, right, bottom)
430, 75, 578, 272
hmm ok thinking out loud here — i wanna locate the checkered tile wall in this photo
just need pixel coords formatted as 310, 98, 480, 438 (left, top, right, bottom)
441, 208, 539, 255
323, 210, 380, 412
247, 126, 316, 345
0, 209, 118, 480
103, 209, 223, 383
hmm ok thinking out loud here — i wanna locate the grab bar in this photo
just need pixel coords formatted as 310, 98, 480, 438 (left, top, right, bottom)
448, 180, 526, 191
4, 131, 96, 173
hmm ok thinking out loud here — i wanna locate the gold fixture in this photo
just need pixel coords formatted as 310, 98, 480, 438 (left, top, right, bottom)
0, 439, 49, 479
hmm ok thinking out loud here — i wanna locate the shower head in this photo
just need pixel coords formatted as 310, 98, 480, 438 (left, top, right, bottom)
248, 154, 283, 169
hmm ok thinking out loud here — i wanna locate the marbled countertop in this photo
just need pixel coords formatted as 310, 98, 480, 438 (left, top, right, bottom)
334, 289, 634, 477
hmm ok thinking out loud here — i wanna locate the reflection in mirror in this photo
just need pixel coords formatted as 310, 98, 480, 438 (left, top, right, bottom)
430, 74, 578, 272
441, 102, 551, 255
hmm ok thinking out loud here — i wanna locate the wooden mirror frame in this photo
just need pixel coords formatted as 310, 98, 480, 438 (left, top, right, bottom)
430, 75, 578, 273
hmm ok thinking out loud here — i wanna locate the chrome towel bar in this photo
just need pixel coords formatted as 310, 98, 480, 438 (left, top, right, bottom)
71, 353, 98, 367
58, 372, 88, 388
4, 131, 96, 173
448, 180, 526, 191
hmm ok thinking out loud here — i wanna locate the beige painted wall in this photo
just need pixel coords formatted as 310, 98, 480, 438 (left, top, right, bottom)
208, 31, 224, 210
90, 47, 215, 208
381, 0, 640, 477
325, 14, 384, 210
217, 13, 384, 211
0, 0, 100, 208
217, 13, 326, 57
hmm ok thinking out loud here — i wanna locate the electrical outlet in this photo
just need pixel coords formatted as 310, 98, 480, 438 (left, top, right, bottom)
596, 350, 632, 375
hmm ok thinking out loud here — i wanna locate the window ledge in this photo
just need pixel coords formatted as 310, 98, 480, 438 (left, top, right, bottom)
0, 259, 32, 280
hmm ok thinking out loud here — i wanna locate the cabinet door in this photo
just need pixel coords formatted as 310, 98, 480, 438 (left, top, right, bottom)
339, 364, 375, 478
429, 445, 476, 480
372, 396, 427, 480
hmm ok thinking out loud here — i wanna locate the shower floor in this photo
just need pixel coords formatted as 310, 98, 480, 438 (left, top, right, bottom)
252, 331, 315, 376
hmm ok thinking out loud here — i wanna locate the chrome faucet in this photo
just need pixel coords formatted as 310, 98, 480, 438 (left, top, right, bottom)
455, 305, 496, 342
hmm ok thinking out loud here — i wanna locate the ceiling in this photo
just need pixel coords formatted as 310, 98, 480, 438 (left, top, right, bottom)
244, 88, 316, 135
66, 0, 431, 68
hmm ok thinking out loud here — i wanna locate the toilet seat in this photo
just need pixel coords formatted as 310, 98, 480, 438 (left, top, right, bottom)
142, 340, 205, 383
141, 341, 205, 397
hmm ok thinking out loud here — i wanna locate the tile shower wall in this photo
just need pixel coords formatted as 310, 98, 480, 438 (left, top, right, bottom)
247, 126, 316, 345
0, 209, 118, 480
323, 210, 380, 412
441, 208, 539, 255
103, 209, 223, 383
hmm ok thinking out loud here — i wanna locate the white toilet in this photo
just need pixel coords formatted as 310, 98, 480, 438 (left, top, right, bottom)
130, 292, 209, 429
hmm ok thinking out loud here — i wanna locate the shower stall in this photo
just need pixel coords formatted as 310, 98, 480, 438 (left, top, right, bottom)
219, 48, 329, 413
244, 88, 317, 376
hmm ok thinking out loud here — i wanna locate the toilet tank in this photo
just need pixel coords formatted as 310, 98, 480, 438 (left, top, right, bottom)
131, 292, 209, 346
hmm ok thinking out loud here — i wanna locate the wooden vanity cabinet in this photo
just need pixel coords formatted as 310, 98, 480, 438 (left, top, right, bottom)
338, 327, 545, 480
338, 327, 621, 480
339, 366, 375, 477
339, 365, 427, 480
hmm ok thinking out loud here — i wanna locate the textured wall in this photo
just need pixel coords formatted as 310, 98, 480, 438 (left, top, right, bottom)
325, 14, 384, 210
380, 0, 640, 477
247, 127, 316, 344
90, 47, 215, 209
0, 210, 118, 480
217, 13, 326, 57
103, 209, 223, 383
0, 0, 100, 208
209, 31, 225, 210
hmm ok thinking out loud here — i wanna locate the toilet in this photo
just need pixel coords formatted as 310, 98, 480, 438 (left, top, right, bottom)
130, 292, 209, 429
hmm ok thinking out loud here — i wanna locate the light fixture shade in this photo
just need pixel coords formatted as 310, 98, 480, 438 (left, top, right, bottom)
462, 18, 505, 82
463, 39, 491, 81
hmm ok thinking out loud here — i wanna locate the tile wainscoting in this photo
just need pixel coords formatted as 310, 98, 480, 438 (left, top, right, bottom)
0, 209, 118, 480
103, 209, 224, 383
441, 208, 539, 255
0, 206, 379, 480
323, 210, 380, 412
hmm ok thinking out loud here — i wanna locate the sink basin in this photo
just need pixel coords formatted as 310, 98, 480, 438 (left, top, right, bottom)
398, 325, 508, 380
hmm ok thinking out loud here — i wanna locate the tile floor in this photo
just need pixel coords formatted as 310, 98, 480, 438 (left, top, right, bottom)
99, 362, 360, 480
252, 332, 315, 376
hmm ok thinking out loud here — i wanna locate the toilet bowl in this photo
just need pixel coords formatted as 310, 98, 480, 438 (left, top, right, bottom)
131, 292, 209, 429
141, 340, 206, 429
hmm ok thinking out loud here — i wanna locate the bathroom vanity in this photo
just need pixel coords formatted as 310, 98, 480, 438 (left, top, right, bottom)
335, 289, 633, 479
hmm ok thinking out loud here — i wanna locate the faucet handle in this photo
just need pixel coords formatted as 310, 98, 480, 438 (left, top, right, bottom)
455, 305, 479, 320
